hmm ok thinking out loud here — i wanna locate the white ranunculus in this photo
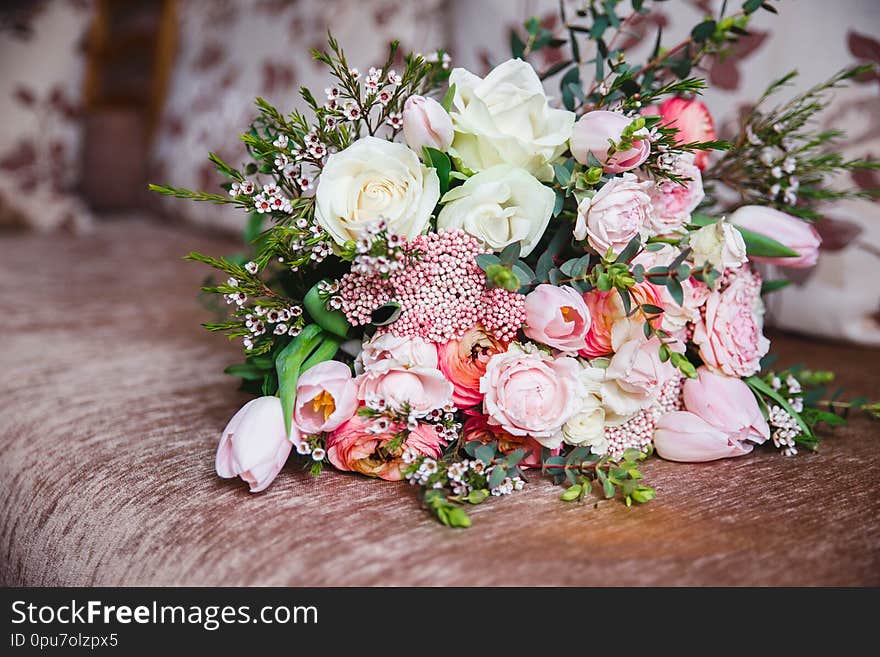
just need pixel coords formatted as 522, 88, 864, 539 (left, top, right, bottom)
314, 136, 440, 245
690, 220, 748, 270
447, 59, 575, 181
436, 165, 554, 256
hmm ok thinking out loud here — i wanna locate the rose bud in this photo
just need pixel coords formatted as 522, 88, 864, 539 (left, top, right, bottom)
215, 396, 296, 493
570, 110, 651, 173
402, 95, 454, 152
729, 205, 821, 269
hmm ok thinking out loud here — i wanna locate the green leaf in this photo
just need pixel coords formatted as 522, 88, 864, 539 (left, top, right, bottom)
440, 83, 456, 112
223, 363, 265, 381
244, 212, 264, 245
304, 281, 351, 338
746, 376, 814, 438
447, 507, 472, 528
666, 276, 684, 306
476, 253, 501, 271
691, 20, 717, 43
276, 324, 325, 439
499, 241, 521, 265
761, 279, 792, 294
475, 443, 496, 465
465, 488, 490, 504
423, 147, 452, 195
488, 466, 507, 489
735, 226, 801, 258
603, 479, 616, 499
614, 235, 642, 263
742, 0, 763, 13
510, 29, 526, 59
560, 484, 582, 501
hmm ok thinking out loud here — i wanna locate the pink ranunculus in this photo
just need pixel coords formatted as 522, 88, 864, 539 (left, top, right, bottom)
523, 284, 592, 353
575, 173, 654, 256
643, 153, 705, 236
359, 333, 438, 372
692, 269, 770, 377
402, 94, 454, 153
294, 360, 359, 434
326, 414, 443, 481
437, 325, 508, 408
580, 282, 663, 358
653, 411, 754, 462
729, 205, 821, 269
462, 413, 548, 468
570, 110, 651, 173
655, 97, 717, 170
683, 367, 770, 445
602, 334, 677, 419
215, 396, 296, 493
480, 344, 585, 446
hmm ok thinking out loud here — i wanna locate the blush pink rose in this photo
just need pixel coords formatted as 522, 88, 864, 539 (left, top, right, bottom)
632, 245, 709, 335
729, 205, 821, 269
683, 367, 770, 444
437, 325, 507, 408
570, 110, 651, 173
294, 360, 359, 434
692, 269, 770, 377
654, 411, 754, 462
655, 97, 717, 170
216, 396, 296, 493
575, 173, 654, 256
523, 284, 592, 352
480, 344, 585, 446
580, 283, 663, 358
326, 414, 443, 481
462, 413, 549, 468
357, 333, 453, 414
643, 153, 705, 236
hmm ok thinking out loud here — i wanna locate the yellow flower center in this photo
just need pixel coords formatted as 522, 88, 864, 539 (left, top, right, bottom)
560, 306, 576, 321
310, 390, 336, 421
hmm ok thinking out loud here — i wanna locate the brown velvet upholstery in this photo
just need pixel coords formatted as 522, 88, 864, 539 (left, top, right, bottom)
1, 219, 878, 586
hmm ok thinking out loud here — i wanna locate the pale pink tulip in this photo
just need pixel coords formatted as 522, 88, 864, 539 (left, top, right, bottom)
294, 360, 359, 434
523, 284, 592, 352
730, 205, 821, 269
402, 95, 454, 152
653, 411, 754, 462
570, 110, 651, 173
216, 396, 295, 493
683, 367, 769, 444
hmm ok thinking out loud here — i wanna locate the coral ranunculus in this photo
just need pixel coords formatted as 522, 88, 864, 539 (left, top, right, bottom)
326, 414, 444, 481
580, 283, 663, 358
437, 325, 508, 408
654, 97, 717, 170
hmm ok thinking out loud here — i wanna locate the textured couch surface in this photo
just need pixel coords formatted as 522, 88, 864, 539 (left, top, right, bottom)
1, 219, 878, 586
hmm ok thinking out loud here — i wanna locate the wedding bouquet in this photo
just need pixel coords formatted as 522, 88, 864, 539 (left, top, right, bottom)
152, 0, 879, 526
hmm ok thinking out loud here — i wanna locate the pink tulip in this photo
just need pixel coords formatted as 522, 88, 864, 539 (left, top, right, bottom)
654, 97, 716, 170
402, 95, 454, 152
523, 284, 592, 352
653, 411, 754, 462
729, 205, 821, 269
682, 367, 770, 444
570, 110, 651, 173
294, 360, 359, 434
215, 396, 295, 493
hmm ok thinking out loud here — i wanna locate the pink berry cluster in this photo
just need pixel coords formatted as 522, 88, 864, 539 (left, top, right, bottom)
606, 373, 685, 458
335, 229, 525, 343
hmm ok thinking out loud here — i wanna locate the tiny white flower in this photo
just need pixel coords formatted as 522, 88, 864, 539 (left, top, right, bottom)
227, 277, 238, 287
273, 134, 289, 149
311, 447, 326, 461
274, 323, 288, 335
245, 261, 259, 274
296, 441, 311, 455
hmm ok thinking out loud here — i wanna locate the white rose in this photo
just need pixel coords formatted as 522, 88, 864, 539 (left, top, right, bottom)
557, 364, 608, 453
315, 136, 440, 245
447, 59, 575, 181
690, 220, 747, 270
436, 165, 554, 256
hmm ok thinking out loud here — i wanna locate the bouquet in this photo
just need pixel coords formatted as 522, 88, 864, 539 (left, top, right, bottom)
152, 0, 879, 527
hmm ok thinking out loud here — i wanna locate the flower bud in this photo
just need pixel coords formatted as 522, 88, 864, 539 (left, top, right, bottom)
402, 95, 454, 152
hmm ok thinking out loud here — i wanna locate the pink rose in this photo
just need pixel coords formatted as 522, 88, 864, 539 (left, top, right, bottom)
437, 325, 508, 408
480, 344, 585, 446
653, 411, 754, 462
294, 360, 359, 434
692, 269, 770, 377
357, 333, 453, 414
215, 396, 295, 493
575, 173, 654, 256
523, 284, 592, 352
655, 97, 717, 170
602, 334, 677, 419
729, 205, 821, 269
580, 283, 663, 358
570, 110, 651, 173
402, 94, 454, 153
643, 153, 704, 235
462, 413, 548, 468
683, 367, 770, 444
326, 414, 443, 481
